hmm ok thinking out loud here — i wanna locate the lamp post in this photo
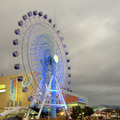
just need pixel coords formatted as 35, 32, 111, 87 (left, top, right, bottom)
81, 112, 84, 120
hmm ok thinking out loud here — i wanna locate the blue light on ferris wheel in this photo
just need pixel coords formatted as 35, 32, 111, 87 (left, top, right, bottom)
65, 51, 68, 55
44, 14, 47, 19
68, 74, 71, 77
67, 59, 70, 63
53, 24, 56, 28
14, 63, 20, 70
13, 39, 19, 45
28, 11, 32, 17
22, 87, 28, 92
67, 88, 70, 91
39, 12, 43, 16
17, 76, 23, 82
22, 15, 27, 21
18, 21, 23, 26
63, 44, 66, 48
57, 30, 60, 34
68, 81, 71, 85
68, 66, 71, 70
63, 88, 66, 90
33, 10, 38, 16
13, 51, 19, 57
49, 19, 52, 23
65, 94, 68, 98
15, 29, 20, 35
60, 37, 64, 41
28, 96, 33, 101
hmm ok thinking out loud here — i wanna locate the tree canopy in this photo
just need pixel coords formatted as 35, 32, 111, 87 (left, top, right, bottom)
70, 105, 94, 119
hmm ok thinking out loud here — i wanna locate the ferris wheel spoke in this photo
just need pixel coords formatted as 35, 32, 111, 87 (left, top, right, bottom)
30, 47, 42, 54
31, 62, 41, 67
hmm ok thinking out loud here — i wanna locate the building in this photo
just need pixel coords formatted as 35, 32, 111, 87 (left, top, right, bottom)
0, 74, 31, 107
0, 74, 88, 108
65, 91, 88, 108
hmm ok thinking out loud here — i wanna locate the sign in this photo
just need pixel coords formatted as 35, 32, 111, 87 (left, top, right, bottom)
0, 89, 6, 93
78, 98, 84, 102
0, 84, 6, 89
9, 78, 18, 101
22, 74, 32, 87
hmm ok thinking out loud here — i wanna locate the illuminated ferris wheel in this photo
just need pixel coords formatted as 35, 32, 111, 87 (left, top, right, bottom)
12, 10, 71, 119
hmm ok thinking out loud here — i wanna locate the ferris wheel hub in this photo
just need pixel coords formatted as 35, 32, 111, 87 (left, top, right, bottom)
54, 55, 59, 63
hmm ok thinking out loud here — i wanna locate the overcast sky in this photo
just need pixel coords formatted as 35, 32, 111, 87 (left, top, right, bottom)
1, 0, 120, 106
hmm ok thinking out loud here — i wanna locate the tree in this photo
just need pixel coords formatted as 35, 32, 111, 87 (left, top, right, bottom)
65, 114, 69, 120
98, 116, 103, 120
70, 105, 82, 120
82, 106, 94, 117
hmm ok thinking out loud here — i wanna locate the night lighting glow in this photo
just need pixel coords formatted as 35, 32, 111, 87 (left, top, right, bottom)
54, 55, 59, 63
78, 98, 84, 102
0, 84, 6, 89
0, 89, 6, 93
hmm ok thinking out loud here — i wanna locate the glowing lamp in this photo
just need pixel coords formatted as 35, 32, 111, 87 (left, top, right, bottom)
54, 55, 59, 63
60, 112, 64, 115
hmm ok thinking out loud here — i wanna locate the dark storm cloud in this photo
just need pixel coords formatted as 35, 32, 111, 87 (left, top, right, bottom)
60, 0, 120, 105
1, 0, 120, 105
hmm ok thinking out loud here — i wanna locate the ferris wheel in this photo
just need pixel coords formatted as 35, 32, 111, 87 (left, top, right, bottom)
12, 10, 71, 119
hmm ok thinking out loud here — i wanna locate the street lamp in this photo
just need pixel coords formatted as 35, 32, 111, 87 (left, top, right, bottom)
60, 112, 64, 116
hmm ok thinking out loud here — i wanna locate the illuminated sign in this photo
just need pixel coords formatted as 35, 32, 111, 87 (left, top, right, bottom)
78, 98, 84, 102
9, 78, 18, 101
0, 89, 6, 93
0, 84, 6, 89
22, 74, 32, 87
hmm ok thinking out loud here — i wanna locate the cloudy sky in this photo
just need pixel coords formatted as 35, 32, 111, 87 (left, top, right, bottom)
1, 0, 120, 106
